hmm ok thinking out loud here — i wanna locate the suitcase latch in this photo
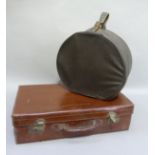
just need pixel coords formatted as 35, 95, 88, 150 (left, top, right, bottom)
107, 112, 120, 124
30, 119, 46, 134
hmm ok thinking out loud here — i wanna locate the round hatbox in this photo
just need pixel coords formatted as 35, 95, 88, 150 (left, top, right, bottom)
56, 12, 132, 100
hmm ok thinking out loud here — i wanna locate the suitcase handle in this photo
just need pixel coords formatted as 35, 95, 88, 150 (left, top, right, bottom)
55, 120, 99, 133
51, 112, 120, 133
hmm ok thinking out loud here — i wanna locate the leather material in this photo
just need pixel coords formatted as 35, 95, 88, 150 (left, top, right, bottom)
56, 13, 132, 100
12, 84, 134, 143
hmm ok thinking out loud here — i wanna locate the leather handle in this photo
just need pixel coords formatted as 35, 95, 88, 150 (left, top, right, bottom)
93, 12, 109, 32
55, 120, 98, 132
99, 12, 109, 27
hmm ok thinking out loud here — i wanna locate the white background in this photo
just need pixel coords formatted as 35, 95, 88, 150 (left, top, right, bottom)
6, 0, 147, 155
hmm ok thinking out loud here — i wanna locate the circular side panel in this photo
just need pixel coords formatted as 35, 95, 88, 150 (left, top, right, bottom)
57, 32, 126, 100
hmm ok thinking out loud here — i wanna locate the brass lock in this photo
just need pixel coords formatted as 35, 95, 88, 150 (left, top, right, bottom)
107, 112, 120, 124
30, 119, 46, 134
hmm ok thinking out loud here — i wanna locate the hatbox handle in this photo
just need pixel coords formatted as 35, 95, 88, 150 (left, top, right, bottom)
93, 12, 109, 32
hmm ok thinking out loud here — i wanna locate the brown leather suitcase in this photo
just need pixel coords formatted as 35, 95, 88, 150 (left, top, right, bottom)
12, 84, 134, 144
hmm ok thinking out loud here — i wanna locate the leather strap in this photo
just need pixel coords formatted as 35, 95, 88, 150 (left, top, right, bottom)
93, 12, 109, 32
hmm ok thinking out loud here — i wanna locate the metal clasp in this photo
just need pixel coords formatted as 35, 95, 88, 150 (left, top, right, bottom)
31, 119, 46, 134
107, 112, 120, 124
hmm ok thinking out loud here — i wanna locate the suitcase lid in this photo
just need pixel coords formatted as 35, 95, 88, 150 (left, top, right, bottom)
12, 84, 134, 127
